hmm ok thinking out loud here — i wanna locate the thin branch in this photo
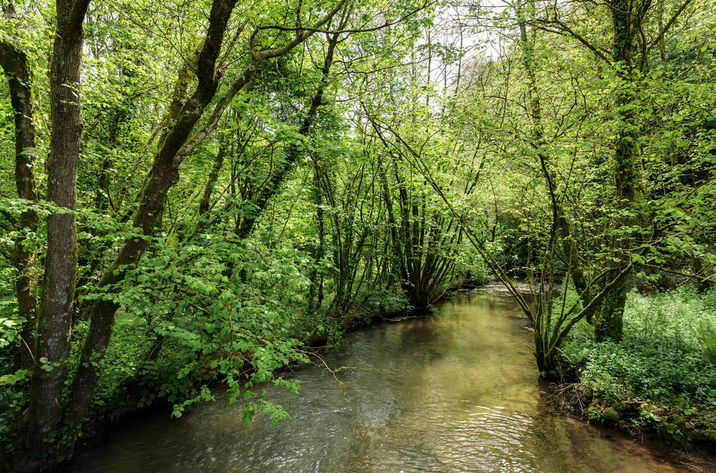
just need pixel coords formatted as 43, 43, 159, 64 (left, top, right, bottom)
641, 263, 715, 283
254, 1, 431, 37
531, 20, 612, 65
21, 336, 41, 368
649, 0, 694, 49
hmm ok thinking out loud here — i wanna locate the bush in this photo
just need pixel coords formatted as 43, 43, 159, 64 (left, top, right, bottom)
78, 232, 315, 422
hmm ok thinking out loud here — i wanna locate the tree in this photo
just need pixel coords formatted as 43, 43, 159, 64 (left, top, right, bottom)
528, 0, 701, 341
0, 14, 39, 373
10, 0, 91, 469
4, 0, 711, 466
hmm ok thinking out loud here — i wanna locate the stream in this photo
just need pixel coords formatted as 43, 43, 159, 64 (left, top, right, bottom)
60, 287, 689, 472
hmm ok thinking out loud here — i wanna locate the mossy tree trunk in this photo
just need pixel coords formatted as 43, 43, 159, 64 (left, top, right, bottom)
593, 0, 645, 342
66, 0, 240, 428
66, 0, 351, 429
0, 39, 40, 372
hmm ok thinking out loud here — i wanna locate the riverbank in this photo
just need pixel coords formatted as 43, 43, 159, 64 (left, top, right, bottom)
548, 376, 716, 473
546, 373, 716, 472
547, 287, 716, 472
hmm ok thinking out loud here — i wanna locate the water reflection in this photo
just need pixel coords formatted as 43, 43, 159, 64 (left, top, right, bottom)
60, 291, 687, 473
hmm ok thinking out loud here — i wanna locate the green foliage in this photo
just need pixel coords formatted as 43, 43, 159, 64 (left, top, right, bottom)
696, 290, 716, 363
556, 316, 593, 366
564, 288, 716, 404
66, 313, 149, 420
239, 394, 292, 425
78, 232, 314, 419
581, 338, 716, 401
357, 286, 412, 320
0, 265, 19, 352
0, 264, 29, 445
1, 0, 713, 462
0, 357, 29, 463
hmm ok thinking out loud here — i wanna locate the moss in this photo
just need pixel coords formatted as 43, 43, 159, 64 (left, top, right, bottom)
601, 407, 620, 422
672, 396, 689, 409
663, 423, 681, 434
702, 429, 716, 443
671, 415, 687, 428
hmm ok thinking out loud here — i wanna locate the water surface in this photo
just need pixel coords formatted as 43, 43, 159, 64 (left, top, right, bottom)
63, 290, 687, 472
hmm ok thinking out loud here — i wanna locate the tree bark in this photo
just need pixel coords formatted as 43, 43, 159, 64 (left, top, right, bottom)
234, 25, 344, 239
67, 0, 350, 428
528, 0, 694, 340
17, 0, 90, 469
0, 40, 39, 372
594, 0, 644, 342
199, 141, 227, 216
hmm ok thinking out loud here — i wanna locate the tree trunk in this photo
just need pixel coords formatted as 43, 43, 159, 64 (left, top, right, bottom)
235, 29, 342, 239
595, 269, 628, 342
199, 142, 227, 216
67, 0, 349, 428
94, 107, 125, 211
0, 40, 40, 372
594, 0, 643, 342
307, 165, 326, 314
17, 0, 90, 469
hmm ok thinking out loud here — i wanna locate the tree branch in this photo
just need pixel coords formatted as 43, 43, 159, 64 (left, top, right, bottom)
649, 0, 694, 49
531, 20, 612, 65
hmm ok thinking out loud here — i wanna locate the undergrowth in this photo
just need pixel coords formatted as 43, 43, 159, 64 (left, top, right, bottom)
558, 286, 716, 452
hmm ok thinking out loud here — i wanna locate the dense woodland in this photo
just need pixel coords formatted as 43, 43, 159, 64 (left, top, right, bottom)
0, 0, 715, 470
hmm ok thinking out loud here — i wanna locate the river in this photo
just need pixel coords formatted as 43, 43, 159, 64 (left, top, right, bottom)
60, 287, 688, 472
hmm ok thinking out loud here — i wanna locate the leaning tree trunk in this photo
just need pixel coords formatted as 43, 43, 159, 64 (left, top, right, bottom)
67, 0, 348, 429
234, 24, 345, 239
17, 0, 90, 469
199, 141, 227, 217
0, 40, 40, 372
65, 0, 239, 428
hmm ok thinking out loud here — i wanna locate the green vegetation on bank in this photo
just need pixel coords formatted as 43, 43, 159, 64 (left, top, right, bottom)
557, 286, 716, 453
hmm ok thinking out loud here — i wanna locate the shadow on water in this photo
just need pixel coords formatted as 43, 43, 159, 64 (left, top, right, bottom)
59, 291, 690, 473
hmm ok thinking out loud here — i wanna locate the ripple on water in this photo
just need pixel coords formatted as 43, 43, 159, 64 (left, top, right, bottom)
60, 293, 690, 473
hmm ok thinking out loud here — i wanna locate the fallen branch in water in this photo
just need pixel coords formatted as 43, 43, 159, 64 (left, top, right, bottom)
304, 351, 398, 398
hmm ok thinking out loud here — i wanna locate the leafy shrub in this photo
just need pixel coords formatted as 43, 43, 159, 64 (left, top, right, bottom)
65, 313, 150, 421
570, 288, 716, 404
0, 265, 20, 357
78, 232, 315, 421
698, 319, 716, 363
581, 337, 716, 401
359, 286, 412, 320
626, 287, 716, 355
699, 288, 716, 362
